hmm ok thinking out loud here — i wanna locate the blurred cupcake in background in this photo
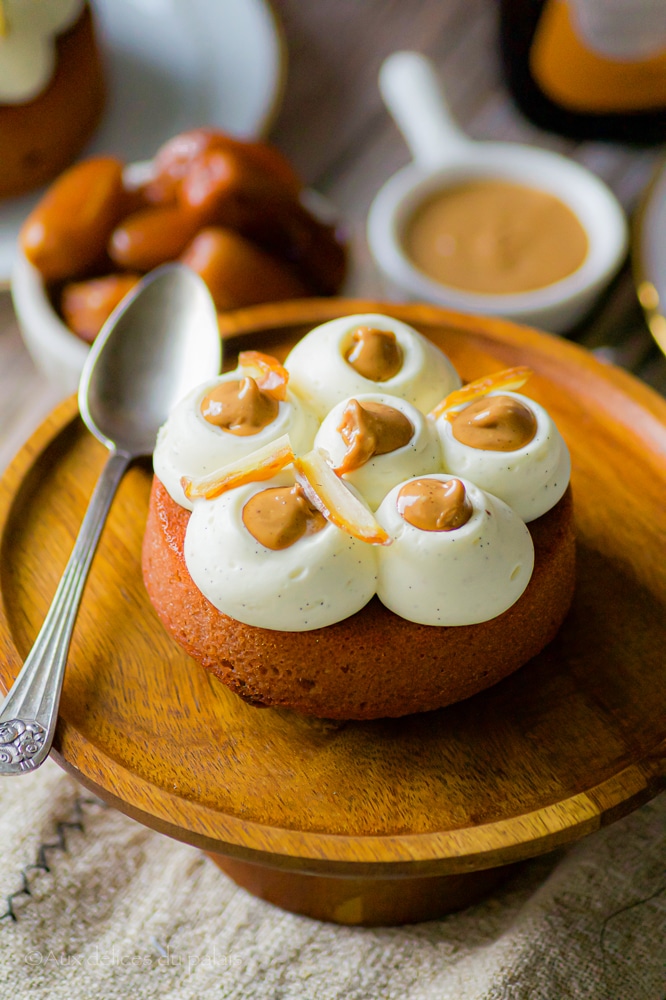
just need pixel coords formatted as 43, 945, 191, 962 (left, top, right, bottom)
0, 0, 105, 199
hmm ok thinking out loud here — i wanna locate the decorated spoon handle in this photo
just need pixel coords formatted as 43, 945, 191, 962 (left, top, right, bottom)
0, 448, 131, 775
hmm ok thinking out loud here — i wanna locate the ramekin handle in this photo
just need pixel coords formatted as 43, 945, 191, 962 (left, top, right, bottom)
379, 51, 471, 168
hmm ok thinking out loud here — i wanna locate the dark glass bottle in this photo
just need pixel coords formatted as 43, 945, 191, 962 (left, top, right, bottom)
499, 0, 666, 143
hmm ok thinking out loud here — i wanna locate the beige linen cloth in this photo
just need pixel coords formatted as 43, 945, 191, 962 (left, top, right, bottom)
0, 761, 664, 999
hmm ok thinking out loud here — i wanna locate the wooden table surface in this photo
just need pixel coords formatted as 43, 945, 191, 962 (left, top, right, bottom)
1, 0, 665, 473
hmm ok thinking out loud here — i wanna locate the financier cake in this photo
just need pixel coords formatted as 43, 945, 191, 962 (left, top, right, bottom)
142, 314, 576, 719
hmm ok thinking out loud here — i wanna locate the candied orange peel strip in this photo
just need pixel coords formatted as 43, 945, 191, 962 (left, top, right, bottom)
182, 434, 295, 500
293, 448, 391, 546
238, 350, 289, 401
429, 366, 533, 421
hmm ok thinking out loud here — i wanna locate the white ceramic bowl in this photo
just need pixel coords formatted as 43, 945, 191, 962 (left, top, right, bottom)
367, 53, 628, 334
12, 251, 88, 397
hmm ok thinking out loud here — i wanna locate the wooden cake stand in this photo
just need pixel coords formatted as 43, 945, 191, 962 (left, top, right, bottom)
0, 300, 665, 925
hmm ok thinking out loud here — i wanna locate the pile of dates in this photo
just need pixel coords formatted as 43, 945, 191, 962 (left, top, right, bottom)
19, 128, 347, 342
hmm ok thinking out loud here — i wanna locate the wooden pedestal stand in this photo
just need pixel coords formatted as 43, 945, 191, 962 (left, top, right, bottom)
0, 301, 664, 925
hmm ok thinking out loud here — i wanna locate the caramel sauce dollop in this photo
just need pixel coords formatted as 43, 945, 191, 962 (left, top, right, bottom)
201, 376, 279, 436
451, 394, 537, 452
344, 326, 403, 381
242, 484, 327, 550
397, 478, 473, 532
335, 399, 413, 474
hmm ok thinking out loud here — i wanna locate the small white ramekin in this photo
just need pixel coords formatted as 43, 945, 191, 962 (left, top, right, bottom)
367, 52, 628, 334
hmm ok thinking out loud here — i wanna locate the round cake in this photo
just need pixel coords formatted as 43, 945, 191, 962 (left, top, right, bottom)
142, 313, 576, 720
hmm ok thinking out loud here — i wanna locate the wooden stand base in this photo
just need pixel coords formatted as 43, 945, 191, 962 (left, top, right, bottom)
207, 854, 516, 926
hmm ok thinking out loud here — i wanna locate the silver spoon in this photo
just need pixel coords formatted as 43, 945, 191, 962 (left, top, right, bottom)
0, 263, 221, 776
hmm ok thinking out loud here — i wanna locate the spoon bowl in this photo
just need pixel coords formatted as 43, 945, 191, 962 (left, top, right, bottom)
80, 263, 221, 454
0, 263, 221, 775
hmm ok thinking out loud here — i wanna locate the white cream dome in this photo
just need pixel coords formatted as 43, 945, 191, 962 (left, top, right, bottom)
375, 474, 534, 625
184, 471, 378, 631
314, 392, 442, 509
434, 391, 570, 522
284, 313, 461, 419
151, 316, 574, 632
153, 369, 319, 511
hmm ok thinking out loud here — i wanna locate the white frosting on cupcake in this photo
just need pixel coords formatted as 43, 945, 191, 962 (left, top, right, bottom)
0, 0, 83, 103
